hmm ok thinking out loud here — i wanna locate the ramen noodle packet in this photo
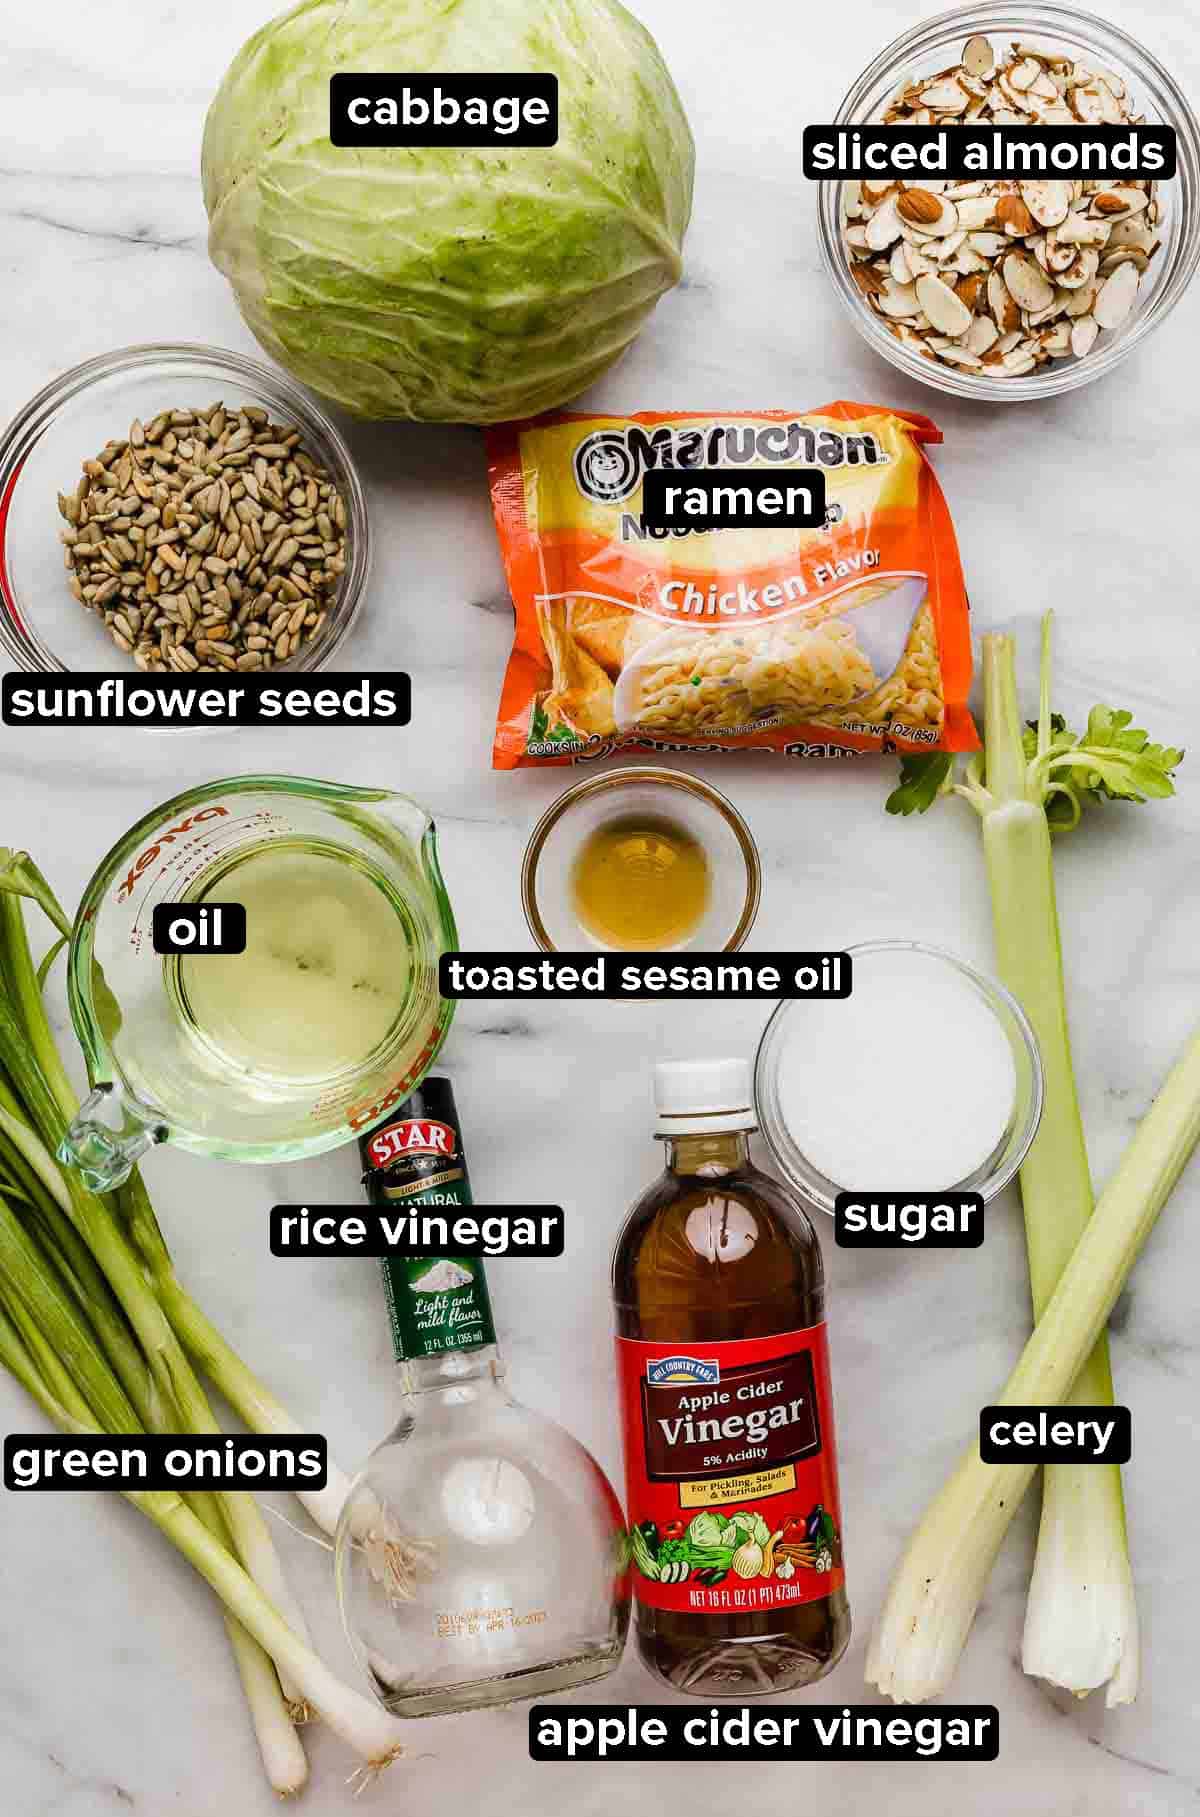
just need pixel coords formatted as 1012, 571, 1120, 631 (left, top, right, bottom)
488, 404, 979, 768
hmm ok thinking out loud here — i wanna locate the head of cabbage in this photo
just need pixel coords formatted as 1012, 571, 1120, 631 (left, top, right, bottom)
202, 0, 694, 423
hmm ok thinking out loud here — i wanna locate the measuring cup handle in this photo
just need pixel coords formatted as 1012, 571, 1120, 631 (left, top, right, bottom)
58, 1084, 166, 1192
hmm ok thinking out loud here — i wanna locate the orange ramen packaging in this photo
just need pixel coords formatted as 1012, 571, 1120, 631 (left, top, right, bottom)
488, 404, 979, 768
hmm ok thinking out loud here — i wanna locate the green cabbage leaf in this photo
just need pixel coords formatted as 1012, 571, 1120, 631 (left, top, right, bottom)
203, 0, 694, 421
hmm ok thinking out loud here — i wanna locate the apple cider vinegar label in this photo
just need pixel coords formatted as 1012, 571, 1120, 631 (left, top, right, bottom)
615, 1325, 845, 1614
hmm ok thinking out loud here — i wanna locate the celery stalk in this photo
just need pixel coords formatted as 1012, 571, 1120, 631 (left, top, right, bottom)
979, 633, 1137, 1703
875, 617, 1185, 1702
867, 1026, 1200, 1703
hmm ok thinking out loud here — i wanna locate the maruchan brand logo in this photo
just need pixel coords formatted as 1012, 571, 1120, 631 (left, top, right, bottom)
646, 1355, 720, 1386
366, 1118, 457, 1169
573, 422, 889, 505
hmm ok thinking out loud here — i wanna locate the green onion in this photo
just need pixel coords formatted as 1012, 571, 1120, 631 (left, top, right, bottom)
118, 1169, 353, 1537
0, 853, 398, 1787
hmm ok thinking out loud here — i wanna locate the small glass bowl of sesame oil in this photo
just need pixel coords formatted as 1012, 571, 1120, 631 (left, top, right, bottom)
521, 766, 761, 954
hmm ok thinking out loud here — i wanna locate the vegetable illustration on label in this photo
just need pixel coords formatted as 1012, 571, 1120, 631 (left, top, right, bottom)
615, 1327, 845, 1616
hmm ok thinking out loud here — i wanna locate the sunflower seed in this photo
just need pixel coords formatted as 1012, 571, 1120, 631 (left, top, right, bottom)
57, 402, 347, 670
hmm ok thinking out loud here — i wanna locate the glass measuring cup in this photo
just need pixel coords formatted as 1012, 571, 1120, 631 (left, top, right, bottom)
60, 776, 457, 1189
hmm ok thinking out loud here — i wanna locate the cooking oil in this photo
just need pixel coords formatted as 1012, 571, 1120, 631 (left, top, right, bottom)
168, 838, 413, 1086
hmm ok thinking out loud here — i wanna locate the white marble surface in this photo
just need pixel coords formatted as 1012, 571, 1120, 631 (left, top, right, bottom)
3, 0, 1200, 1811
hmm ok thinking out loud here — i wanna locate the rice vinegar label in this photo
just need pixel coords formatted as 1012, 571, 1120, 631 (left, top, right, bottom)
381, 1254, 496, 1361
615, 1325, 845, 1614
360, 1086, 496, 1361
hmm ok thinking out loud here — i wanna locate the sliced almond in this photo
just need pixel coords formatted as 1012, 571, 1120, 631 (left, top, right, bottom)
1056, 246, 1101, 290
851, 262, 888, 299
929, 228, 968, 261
865, 196, 903, 251
1061, 279, 1097, 316
1040, 230, 1077, 274
1007, 56, 1042, 91
988, 267, 1020, 332
1020, 179, 1071, 228
1100, 246, 1149, 275
1039, 320, 1072, 356
875, 280, 921, 319
1027, 294, 1066, 325
952, 244, 989, 276
968, 230, 1008, 258
1092, 258, 1140, 329
996, 194, 1036, 236
921, 76, 970, 112
1069, 316, 1099, 357
915, 272, 973, 336
953, 195, 1000, 231
1057, 211, 1112, 246
935, 344, 984, 368
902, 244, 936, 278
1093, 77, 1124, 123
889, 241, 912, 284
1070, 83, 1108, 124
962, 34, 994, 78
965, 315, 999, 355
1108, 216, 1158, 251
954, 271, 986, 311
1002, 249, 1055, 311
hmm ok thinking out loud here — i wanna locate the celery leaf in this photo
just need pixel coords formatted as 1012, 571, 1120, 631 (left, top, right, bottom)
1024, 708, 1183, 828
885, 752, 954, 816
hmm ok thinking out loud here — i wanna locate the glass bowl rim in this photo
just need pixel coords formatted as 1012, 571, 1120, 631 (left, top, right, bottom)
520, 765, 763, 954
0, 340, 370, 672
753, 936, 1045, 1211
816, 0, 1200, 402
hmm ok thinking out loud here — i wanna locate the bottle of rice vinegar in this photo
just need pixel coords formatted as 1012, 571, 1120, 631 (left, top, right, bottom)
612, 1058, 850, 1696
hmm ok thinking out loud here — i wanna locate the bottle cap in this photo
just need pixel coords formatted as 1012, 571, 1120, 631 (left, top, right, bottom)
653, 1058, 757, 1135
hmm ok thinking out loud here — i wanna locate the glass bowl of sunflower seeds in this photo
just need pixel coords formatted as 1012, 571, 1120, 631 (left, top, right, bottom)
0, 343, 369, 673
818, 2, 1200, 399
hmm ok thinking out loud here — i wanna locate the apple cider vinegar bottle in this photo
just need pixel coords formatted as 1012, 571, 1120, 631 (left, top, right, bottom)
613, 1058, 850, 1696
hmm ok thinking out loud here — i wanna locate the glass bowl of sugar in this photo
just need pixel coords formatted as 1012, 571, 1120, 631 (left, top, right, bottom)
754, 940, 1043, 1214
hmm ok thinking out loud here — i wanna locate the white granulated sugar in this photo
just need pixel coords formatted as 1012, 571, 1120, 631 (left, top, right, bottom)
776, 954, 1017, 1189
411, 1261, 473, 1292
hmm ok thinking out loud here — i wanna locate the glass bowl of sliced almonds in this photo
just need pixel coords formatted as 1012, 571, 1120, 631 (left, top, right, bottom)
818, 2, 1200, 398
